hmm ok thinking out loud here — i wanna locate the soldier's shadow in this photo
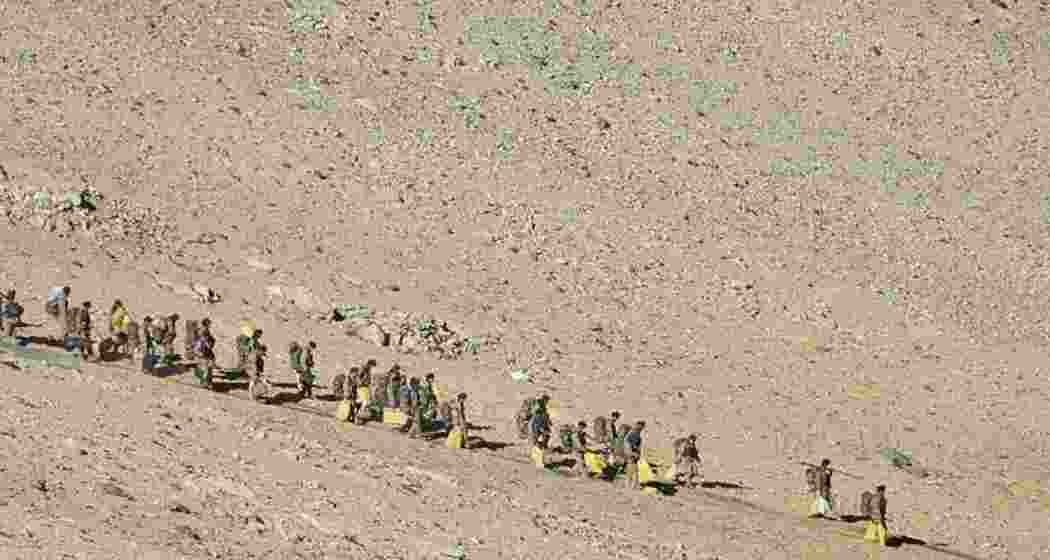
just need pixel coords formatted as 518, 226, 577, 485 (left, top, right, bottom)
268, 391, 305, 406
838, 514, 869, 523
149, 363, 195, 378
211, 382, 249, 393
469, 438, 512, 451
701, 480, 749, 490
885, 535, 927, 548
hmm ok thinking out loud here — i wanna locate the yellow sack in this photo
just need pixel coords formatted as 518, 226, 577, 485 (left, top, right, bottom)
335, 400, 354, 422
357, 386, 370, 405
239, 320, 256, 337
446, 429, 465, 449
638, 459, 656, 484
110, 309, 129, 333
584, 451, 607, 475
530, 446, 545, 468
864, 521, 887, 545
383, 408, 403, 425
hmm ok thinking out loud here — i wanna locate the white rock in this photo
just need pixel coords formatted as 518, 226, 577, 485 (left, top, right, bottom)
351, 322, 388, 347
265, 286, 284, 299
353, 97, 378, 112
244, 257, 276, 273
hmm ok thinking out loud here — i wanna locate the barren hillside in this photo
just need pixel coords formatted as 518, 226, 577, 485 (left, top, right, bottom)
3, 0, 1050, 558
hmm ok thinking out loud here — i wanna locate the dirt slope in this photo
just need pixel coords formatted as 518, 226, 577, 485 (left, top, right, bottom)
3, 0, 1050, 558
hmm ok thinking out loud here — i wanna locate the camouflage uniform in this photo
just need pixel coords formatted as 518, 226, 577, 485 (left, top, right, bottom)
622, 423, 645, 489
399, 379, 419, 434
450, 394, 469, 448
76, 303, 94, 359
672, 435, 701, 485
573, 423, 589, 477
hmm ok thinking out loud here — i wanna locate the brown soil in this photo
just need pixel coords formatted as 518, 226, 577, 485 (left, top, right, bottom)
2, 1, 1049, 558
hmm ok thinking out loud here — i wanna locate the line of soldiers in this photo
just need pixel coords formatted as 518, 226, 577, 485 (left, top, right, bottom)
805, 459, 890, 545
512, 396, 702, 490
328, 362, 471, 448
6, 284, 892, 545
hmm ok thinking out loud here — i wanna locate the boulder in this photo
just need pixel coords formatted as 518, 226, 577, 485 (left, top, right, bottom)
351, 322, 389, 347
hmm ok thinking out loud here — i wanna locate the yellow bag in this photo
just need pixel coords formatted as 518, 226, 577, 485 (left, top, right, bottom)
239, 320, 256, 337
383, 408, 403, 425
335, 400, 354, 422
864, 521, 887, 545
110, 308, 129, 333
357, 386, 370, 405
638, 459, 656, 484
446, 429, 465, 449
530, 446, 545, 468
584, 451, 607, 474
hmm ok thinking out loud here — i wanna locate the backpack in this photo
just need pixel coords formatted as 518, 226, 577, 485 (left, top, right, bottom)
192, 334, 210, 356
288, 345, 303, 370
805, 466, 819, 493
593, 416, 609, 445
558, 424, 575, 451
331, 374, 346, 399
2, 301, 21, 320
859, 490, 874, 518
236, 334, 252, 355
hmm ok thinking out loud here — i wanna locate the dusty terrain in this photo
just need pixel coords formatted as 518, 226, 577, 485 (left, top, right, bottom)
3, 0, 1050, 558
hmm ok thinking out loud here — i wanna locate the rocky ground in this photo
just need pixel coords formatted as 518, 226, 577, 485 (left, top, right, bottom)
3, 0, 1050, 558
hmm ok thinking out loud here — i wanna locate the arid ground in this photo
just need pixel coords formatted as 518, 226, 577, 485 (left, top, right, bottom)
2, 1, 1050, 558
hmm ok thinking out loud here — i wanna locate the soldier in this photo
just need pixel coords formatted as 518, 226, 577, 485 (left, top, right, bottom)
1, 289, 23, 337
808, 458, 835, 518
449, 392, 469, 449
183, 319, 199, 360
399, 377, 419, 434
300, 341, 317, 398
247, 329, 271, 401
108, 300, 130, 354
386, 364, 403, 408
235, 330, 253, 371
344, 366, 361, 422
607, 411, 622, 448
370, 363, 390, 412
623, 421, 646, 490
863, 485, 889, 545
160, 314, 179, 358
194, 318, 217, 389
76, 301, 95, 360
515, 397, 537, 440
45, 286, 71, 341
672, 433, 702, 487
573, 421, 590, 477
420, 372, 438, 424
141, 315, 157, 371
527, 394, 552, 450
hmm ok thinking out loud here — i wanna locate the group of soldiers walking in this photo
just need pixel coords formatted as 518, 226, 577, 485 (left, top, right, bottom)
513, 396, 703, 490
1, 284, 892, 546
806, 459, 890, 545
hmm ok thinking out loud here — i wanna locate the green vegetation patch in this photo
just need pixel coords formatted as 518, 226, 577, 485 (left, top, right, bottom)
463, 16, 559, 71
367, 127, 384, 147
816, 127, 848, 145
688, 79, 737, 115
416, 0, 435, 33
287, 78, 335, 111
829, 31, 849, 50
991, 31, 1009, 65
768, 147, 832, 177
652, 63, 689, 81
1041, 31, 1050, 50
288, 47, 305, 65
719, 46, 738, 65
14, 47, 35, 66
494, 128, 514, 159
754, 111, 802, 145
448, 95, 481, 129
848, 145, 944, 193
719, 111, 753, 130
287, 0, 335, 33
1040, 193, 1050, 225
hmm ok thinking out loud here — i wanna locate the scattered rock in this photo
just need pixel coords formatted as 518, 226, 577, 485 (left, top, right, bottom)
354, 97, 378, 112
265, 285, 284, 299
350, 322, 389, 347
174, 525, 201, 541
98, 482, 134, 501
244, 257, 276, 273
170, 503, 193, 514
192, 284, 221, 304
